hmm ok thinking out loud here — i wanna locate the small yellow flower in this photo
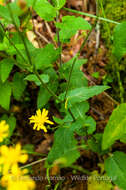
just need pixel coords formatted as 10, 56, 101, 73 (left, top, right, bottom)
0, 144, 28, 175
0, 120, 9, 143
29, 109, 54, 132
1, 165, 35, 190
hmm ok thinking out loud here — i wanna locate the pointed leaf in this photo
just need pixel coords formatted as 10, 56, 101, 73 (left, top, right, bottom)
102, 103, 126, 150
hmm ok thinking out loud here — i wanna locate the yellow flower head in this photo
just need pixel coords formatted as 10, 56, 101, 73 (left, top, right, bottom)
1, 165, 35, 190
0, 144, 28, 175
29, 109, 54, 132
0, 120, 9, 143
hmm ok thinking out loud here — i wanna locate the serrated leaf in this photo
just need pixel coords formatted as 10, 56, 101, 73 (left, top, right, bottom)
52, 0, 66, 9
12, 72, 27, 100
27, 0, 57, 21
47, 127, 80, 166
113, 22, 126, 60
102, 103, 126, 150
105, 151, 126, 189
59, 85, 109, 107
55, 16, 91, 42
0, 81, 11, 110
0, 58, 14, 82
24, 74, 49, 85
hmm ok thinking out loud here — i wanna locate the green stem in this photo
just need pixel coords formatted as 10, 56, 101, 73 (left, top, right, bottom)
63, 7, 119, 25
20, 158, 46, 169
115, 61, 124, 103
33, 69, 61, 101
46, 167, 51, 185
7, 2, 33, 66
70, 165, 90, 175
56, 11, 62, 66
0, 22, 27, 65
64, 22, 97, 101
6, 2, 61, 103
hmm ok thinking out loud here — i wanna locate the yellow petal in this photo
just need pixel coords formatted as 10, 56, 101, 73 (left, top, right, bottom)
46, 120, 54, 125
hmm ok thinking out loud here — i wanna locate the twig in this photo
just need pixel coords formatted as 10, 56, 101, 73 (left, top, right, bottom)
32, 20, 50, 44
45, 21, 57, 46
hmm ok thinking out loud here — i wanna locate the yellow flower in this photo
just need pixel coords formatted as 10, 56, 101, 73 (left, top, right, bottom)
29, 109, 54, 132
1, 165, 35, 190
0, 120, 9, 143
0, 144, 28, 175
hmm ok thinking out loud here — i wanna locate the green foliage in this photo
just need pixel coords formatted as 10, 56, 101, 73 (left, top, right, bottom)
34, 44, 60, 70
24, 74, 49, 85
0, 80, 11, 110
55, 16, 91, 42
0, 58, 14, 82
102, 103, 126, 150
0, 3, 20, 27
52, 0, 66, 9
113, 22, 126, 60
27, 0, 57, 21
0, 1, 125, 189
12, 72, 27, 101
105, 151, 126, 189
47, 126, 80, 167
59, 85, 109, 107
59, 58, 88, 89
37, 68, 59, 108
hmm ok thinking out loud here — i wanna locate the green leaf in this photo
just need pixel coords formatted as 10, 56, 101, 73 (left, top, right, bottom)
0, 81, 11, 110
7, 116, 16, 137
27, 0, 57, 21
113, 22, 126, 60
71, 102, 89, 119
102, 103, 126, 150
37, 68, 58, 108
59, 85, 109, 107
105, 151, 126, 189
24, 74, 49, 85
34, 44, 59, 70
52, 0, 66, 9
70, 116, 96, 136
12, 72, 27, 101
0, 3, 20, 27
88, 134, 103, 154
85, 116, 96, 135
0, 58, 14, 82
47, 127, 80, 166
55, 16, 91, 42
59, 58, 88, 89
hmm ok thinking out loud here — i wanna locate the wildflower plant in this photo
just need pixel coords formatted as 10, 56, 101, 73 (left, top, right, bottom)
0, 0, 125, 189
